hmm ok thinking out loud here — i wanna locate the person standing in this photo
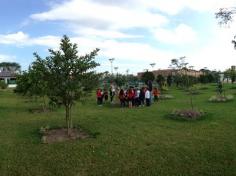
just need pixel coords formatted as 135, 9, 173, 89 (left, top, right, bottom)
139, 87, 145, 107
145, 88, 151, 107
96, 89, 103, 106
118, 89, 125, 107
153, 87, 160, 102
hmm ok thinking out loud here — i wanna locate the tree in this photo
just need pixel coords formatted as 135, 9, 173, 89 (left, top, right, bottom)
15, 55, 49, 110
0, 62, 21, 72
16, 36, 100, 134
43, 36, 100, 134
141, 71, 155, 84
216, 7, 236, 49
167, 75, 173, 87
224, 68, 236, 83
156, 74, 165, 89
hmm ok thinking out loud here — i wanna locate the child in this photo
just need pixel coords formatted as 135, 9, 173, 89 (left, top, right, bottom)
139, 87, 145, 107
153, 87, 160, 102
127, 87, 135, 108
103, 89, 108, 102
119, 89, 125, 107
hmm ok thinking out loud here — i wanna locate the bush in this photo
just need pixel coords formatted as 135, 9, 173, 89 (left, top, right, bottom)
209, 95, 234, 102
0, 81, 7, 89
170, 109, 205, 120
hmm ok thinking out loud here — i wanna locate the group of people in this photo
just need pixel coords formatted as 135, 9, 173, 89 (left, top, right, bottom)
96, 86, 161, 108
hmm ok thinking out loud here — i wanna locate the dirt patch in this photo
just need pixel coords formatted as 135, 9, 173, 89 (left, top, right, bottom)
170, 109, 205, 120
41, 128, 90, 144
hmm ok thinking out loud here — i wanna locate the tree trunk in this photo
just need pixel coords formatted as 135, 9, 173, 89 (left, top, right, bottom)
65, 105, 70, 136
190, 92, 194, 110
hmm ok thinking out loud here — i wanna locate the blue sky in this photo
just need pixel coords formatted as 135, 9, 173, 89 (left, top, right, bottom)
0, 0, 236, 74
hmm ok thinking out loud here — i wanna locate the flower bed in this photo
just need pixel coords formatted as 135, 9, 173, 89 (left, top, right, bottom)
170, 109, 205, 120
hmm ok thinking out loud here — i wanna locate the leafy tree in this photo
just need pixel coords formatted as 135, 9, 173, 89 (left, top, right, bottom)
167, 75, 173, 87
141, 71, 155, 84
43, 35, 100, 134
15, 55, 49, 110
114, 74, 126, 87
16, 35, 100, 134
224, 68, 236, 83
156, 74, 165, 89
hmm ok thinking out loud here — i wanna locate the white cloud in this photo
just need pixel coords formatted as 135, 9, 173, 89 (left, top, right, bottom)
140, 0, 236, 15
31, 0, 168, 30
0, 54, 15, 62
74, 28, 143, 39
154, 24, 197, 44
189, 23, 236, 71
0, 31, 29, 45
0, 31, 60, 48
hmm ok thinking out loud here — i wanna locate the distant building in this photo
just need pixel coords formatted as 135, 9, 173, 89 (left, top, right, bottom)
137, 69, 203, 79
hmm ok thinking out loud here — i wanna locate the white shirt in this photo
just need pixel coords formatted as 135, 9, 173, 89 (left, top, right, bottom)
145, 90, 151, 99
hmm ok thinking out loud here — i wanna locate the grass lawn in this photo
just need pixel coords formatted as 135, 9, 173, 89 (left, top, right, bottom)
0, 84, 236, 176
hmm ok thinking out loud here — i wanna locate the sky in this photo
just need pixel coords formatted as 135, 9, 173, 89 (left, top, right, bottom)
0, 0, 236, 74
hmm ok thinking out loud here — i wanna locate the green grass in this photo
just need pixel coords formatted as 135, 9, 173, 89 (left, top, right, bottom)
0, 84, 236, 176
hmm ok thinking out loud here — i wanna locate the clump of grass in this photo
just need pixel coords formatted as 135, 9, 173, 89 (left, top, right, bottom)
160, 94, 174, 100
209, 95, 234, 102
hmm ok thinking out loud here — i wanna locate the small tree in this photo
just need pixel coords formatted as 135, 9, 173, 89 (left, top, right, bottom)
44, 35, 100, 134
15, 56, 49, 110
167, 75, 173, 87
156, 74, 165, 89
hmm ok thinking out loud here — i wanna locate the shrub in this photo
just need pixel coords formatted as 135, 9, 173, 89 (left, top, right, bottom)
0, 81, 7, 89
170, 109, 205, 120
209, 95, 234, 102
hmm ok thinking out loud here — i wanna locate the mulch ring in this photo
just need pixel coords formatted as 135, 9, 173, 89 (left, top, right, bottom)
29, 107, 52, 113
41, 128, 90, 144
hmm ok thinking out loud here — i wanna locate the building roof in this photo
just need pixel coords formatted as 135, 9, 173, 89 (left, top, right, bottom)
0, 71, 16, 78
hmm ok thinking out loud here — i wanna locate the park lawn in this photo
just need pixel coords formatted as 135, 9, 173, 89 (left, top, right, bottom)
0, 84, 236, 176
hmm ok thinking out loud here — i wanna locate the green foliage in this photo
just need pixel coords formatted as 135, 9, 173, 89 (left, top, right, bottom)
0, 81, 7, 89
224, 68, 236, 83
114, 74, 126, 87
141, 71, 155, 84
156, 74, 165, 89
167, 75, 173, 87
0, 62, 21, 72
15, 35, 100, 133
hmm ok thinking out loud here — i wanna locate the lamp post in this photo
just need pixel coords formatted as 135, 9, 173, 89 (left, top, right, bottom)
109, 58, 115, 74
